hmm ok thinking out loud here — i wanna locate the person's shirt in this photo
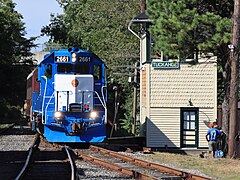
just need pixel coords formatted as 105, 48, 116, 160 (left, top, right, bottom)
206, 127, 222, 141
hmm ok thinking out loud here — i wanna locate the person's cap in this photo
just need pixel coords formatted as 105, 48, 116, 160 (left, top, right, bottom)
209, 122, 214, 128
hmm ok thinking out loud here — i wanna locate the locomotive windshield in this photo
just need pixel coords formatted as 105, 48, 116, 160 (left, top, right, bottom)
57, 63, 90, 74
57, 64, 72, 73
75, 64, 89, 74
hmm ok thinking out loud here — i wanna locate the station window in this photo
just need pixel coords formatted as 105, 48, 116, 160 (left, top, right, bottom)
94, 65, 102, 80
183, 111, 196, 130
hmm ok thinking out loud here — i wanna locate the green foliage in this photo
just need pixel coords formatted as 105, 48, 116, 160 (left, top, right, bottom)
41, 14, 68, 45
0, 0, 35, 119
46, 0, 140, 65
0, 101, 22, 121
119, 115, 140, 136
119, 91, 140, 136
147, 0, 232, 58
120, 113, 133, 135
42, 0, 141, 86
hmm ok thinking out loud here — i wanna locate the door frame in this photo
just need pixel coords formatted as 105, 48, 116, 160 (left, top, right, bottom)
180, 107, 199, 148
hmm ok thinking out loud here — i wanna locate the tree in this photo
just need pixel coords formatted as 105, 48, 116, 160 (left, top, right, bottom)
45, 1, 140, 63
0, 0, 35, 119
41, 14, 68, 45
147, 0, 232, 58
228, 0, 240, 159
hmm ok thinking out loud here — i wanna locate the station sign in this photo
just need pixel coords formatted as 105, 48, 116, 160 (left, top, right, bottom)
152, 61, 180, 69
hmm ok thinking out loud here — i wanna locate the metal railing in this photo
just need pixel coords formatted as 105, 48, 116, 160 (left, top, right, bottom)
42, 89, 107, 124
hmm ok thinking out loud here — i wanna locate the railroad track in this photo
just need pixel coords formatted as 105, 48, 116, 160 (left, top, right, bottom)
15, 134, 77, 180
0, 123, 212, 179
74, 145, 211, 180
0, 123, 36, 179
0, 122, 76, 180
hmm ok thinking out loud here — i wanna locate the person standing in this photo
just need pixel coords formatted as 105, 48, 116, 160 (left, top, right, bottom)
206, 122, 222, 158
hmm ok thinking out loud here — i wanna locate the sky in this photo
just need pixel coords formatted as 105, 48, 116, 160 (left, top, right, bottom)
13, 0, 63, 45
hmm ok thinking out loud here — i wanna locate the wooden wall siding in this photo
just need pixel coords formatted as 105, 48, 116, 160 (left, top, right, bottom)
198, 108, 214, 147
147, 107, 213, 148
147, 108, 181, 147
149, 58, 217, 108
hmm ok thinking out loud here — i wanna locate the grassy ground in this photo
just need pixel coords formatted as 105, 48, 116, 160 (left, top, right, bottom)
141, 152, 240, 180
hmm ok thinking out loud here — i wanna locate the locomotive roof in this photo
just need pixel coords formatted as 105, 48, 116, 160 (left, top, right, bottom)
41, 48, 104, 64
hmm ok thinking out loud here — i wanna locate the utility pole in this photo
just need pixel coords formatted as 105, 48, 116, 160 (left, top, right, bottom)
229, 0, 240, 158
131, 0, 146, 136
132, 62, 138, 135
128, 0, 152, 136
140, 0, 146, 13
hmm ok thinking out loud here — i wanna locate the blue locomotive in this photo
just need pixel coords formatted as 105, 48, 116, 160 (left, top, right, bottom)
25, 48, 107, 142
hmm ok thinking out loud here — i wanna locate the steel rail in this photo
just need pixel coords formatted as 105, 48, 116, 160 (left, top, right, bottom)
64, 146, 77, 180
89, 145, 211, 180
75, 149, 158, 180
15, 133, 40, 180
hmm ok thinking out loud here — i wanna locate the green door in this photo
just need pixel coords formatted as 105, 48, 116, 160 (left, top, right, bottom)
180, 108, 199, 148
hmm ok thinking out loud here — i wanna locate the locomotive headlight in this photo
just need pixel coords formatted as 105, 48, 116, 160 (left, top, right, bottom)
90, 111, 97, 119
54, 111, 63, 119
72, 52, 77, 62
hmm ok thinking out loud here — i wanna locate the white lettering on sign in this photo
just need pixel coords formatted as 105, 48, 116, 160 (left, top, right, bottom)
152, 61, 179, 69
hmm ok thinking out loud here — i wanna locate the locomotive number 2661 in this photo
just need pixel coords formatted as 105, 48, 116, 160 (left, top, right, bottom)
78, 56, 91, 62
55, 56, 70, 62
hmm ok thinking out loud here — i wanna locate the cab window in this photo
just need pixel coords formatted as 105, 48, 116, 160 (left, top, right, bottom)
44, 64, 52, 78
94, 65, 102, 80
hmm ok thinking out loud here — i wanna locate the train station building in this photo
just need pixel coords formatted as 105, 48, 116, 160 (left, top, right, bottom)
140, 55, 217, 149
